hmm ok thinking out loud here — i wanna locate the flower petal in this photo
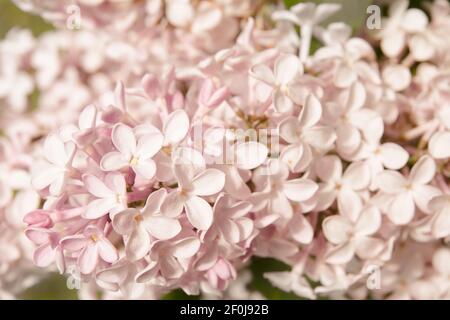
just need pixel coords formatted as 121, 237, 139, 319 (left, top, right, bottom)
380, 143, 409, 169
185, 196, 213, 230
144, 216, 181, 240
163, 110, 189, 146
322, 215, 352, 245
126, 225, 151, 261
409, 155, 435, 185
235, 141, 268, 170
191, 168, 225, 196
100, 152, 128, 171
112, 123, 136, 158
78, 243, 98, 274
274, 54, 301, 85
283, 179, 318, 202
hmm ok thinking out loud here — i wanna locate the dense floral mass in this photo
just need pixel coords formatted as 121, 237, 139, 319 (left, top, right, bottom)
0, 0, 449, 299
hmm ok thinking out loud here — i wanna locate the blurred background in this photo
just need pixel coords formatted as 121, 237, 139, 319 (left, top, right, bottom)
0, 0, 435, 300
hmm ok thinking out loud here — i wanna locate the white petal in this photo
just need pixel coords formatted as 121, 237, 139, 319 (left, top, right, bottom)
235, 141, 268, 170
380, 143, 409, 169
376, 170, 406, 194
322, 215, 352, 245
126, 225, 151, 261
112, 124, 136, 158
274, 54, 301, 85
163, 110, 189, 146
100, 152, 128, 171
249, 64, 275, 86
274, 89, 293, 113
144, 216, 181, 240
429, 132, 450, 159
279, 117, 300, 144
171, 237, 201, 258
185, 196, 213, 230
355, 206, 381, 236
289, 215, 313, 244
191, 168, 225, 196
283, 179, 318, 202
409, 155, 435, 185
133, 159, 156, 180
136, 132, 163, 159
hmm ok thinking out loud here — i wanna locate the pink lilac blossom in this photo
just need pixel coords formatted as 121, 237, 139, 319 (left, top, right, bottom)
0, 0, 449, 300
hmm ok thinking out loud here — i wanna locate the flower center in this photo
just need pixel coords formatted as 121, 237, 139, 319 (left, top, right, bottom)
134, 213, 143, 223
116, 194, 124, 204
130, 156, 139, 166
162, 146, 172, 155
90, 234, 99, 242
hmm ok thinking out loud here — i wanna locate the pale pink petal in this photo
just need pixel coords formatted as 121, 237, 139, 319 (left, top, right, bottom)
269, 191, 293, 218
316, 155, 342, 182
112, 209, 136, 235
381, 32, 405, 58
334, 64, 357, 88
386, 193, 415, 225
142, 188, 167, 217
355, 206, 381, 236
337, 188, 363, 222
409, 155, 435, 185
274, 89, 293, 113
220, 220, 241, 243
49, 174, 65, 196
355, 237, 385, 259
283, 179, 318, 202
289, 215, 313, 244
100, 152, 128, 171
342, 161, 370, 190
160, 191, 184, 218
274, 54, 301, 85
223, 166, 251, 200
280, 144, 303, 172
429, 132, 450, 159
303, 126, 336, 150
132, 159, 156, 180
250, 64, 275, 86
61, 235, 87, 252
105, 172, 126, 195
34, 244, 55, 267
78, 243, 99, 274
336, 123, 361, 153
191, 168, 225, 196
401, 8, 428, 32
185, 196, 213, 230
326, 243, 355, 264
78, 104, 97, 130
83, 198, 116, 219
83, 174, 113, 198
44, 134, 68, 166
98, 238, 118, 263
171, 237, 201, 258
112, 123, 136, 158
235, 141, 268, 170
126, 225, 151, 261
32, 166, 63, 190
322, 215, 352, 245
376, 170, 406, 194
279, 117, 300, 144
163, 110, 189, 146
432, 208, 450, 238
136, 132, 163, 159
144, 216, 181, 240
380, 143, 409, 169
298, 94, 322, 128
412, 185, 441, 214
